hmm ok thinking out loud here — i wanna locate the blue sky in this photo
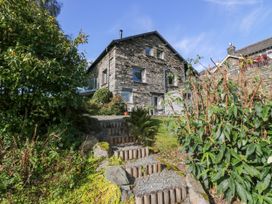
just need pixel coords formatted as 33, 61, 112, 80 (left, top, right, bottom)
58, 0, 272, 71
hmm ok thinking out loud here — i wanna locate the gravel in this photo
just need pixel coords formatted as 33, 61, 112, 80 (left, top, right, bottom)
112, 144, 143, 151
133, 169, 186, 196
125, 155, 159, 168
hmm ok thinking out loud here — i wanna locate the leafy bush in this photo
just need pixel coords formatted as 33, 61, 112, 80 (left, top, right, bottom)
126, 107, 158, 146
99, 95, 126, 115
178, 61, 272, 203
0, 1, 106, 203
87, 94, 126, 115
50, 171, 121, 204
0, 0, 87, 138
0, 125, 87, 203
91, 88, 113, 104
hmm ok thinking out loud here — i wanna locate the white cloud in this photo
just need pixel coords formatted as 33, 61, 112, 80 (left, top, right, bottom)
240, 7, 272, 32
204, 0, 261, 6
134, 16, 154, 31
173, 33, 225, 71
175, 33, 206, 56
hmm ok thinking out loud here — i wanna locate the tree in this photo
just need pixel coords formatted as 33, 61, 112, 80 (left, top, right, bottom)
35, 0, 62, 16
0, 0, 88, 136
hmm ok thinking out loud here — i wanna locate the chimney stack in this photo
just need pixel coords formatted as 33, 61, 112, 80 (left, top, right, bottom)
227, 42, 236, 55
119, 29, 123, 39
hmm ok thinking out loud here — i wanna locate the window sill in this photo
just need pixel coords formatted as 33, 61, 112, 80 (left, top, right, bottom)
133, 81, 148, 85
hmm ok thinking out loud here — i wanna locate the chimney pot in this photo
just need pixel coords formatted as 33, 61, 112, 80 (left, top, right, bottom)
119, 29, 123, 39
227, 42, 236, 55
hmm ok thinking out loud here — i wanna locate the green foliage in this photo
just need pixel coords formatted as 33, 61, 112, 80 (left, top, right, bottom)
35, 0, 62, 17
91, 88, 113, 104
50, 171, 121, 204
99, 95, 126, 115
108, 156, 124, 166
0, 1, 107, 203
97, 142, 110, 151
153, 117, 179, 153
126, 107, 158, 146
0, 0, 87, 137
0, 124, 88, 203
87, 94, 126, 115
178, 65, 272, 203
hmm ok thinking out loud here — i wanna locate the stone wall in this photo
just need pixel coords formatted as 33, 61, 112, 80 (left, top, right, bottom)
90, 47, 116, 92
90, 33, 186, 113
212, 59, 272, 98
114, 34, 186, 110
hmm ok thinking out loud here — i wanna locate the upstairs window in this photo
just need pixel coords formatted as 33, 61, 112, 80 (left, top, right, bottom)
102, 69, 107, 84
145, 47, 154, 56
132, 67, 145, 83
157, 49, 164, 59
167, 71, 178, 86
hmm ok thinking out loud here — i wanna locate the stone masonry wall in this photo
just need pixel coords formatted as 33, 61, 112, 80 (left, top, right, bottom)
90, 48, 116, 92
211, 59, 272, 99
113, 34, 186, 108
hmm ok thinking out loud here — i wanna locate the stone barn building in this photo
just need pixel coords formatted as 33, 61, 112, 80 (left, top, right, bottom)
87, 31, 194, 114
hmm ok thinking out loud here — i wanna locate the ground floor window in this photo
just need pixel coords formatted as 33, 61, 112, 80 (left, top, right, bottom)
120, 88, 133, 103
151, 94, 164, 110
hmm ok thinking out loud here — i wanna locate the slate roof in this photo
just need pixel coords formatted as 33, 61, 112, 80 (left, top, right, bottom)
235, 37, 272, 56
87, 31, 198, 75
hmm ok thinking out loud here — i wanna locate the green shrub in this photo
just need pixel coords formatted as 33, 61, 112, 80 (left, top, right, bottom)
0, 0, 87, 138
87, 95, 126, 115
178, 63, 272, 203
99, 95, 126, 115
86, 101, 101, 115
91, 88, 113, 104
97, 142, 110, 151
126, 107, 158, 146
49, 172, 121, 204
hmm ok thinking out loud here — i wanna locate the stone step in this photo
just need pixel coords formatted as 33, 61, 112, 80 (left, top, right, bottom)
113, 145, 149, 161
106, 135, 137, 145
135, 188, 187, 204
124, 155, 163, 178
126, 162, 162, 178
133, 170, 187, 204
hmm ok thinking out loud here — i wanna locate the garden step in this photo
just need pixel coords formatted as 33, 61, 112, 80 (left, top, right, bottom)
98, 117, 129, 137
106, 135, 137, 145
133, 169, 187, 204
124, 155, 163, 178
112, 144, 149, 161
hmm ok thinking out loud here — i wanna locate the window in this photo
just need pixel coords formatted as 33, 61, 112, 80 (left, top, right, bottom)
145, 47, 154, 56
151, 94, 164, 112
89, 78, 98, 90
132, 67, 145, 83
157, 49, 164, 59
167, 72, 176, 86
121, 89, 133, 103
102, 69, 107, 84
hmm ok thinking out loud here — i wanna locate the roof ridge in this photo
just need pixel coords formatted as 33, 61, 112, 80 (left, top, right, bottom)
112, 30, 158, 42
236, 36, 272, 53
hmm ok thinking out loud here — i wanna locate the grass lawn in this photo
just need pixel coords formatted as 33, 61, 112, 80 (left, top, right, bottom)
151, 116, 186, 173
